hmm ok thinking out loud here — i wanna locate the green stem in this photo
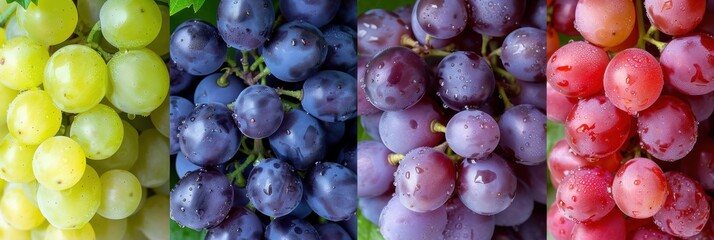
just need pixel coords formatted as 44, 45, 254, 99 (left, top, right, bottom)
488, 47, 502, 58
241, 51, 250, 74
481, 35, 491, 57
87, 22, 102, 45
277, 88, 304, 100
249, 56, 264, 72
388, 153, 405, 165
643, 37, 667, 51
217, 67, 233, 87
497, 85, 513, 109
252, 68, 271, 84
282, 101, 299, 111
229, 155, 256, 187
401, 35, 420, 48
431, 120, 446, 133
635, 0, 646, 49
0, 4, 17, 27
494, 67, 516, 84
272, 15, 283, 30
426, 48, 451, 57
252, 138, 265, 159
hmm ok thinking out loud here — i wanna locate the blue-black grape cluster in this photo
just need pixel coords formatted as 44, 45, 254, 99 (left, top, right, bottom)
168, 0, 358, 239
356, 0, 548, 239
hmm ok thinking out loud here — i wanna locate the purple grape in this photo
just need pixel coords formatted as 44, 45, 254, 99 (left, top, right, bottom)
170, 19, 227, 76
499, 104, 547, 165
357, 56, 381, 116
445, 110, 500, 159
415, 0, 468, 39
302, 70, 358, 122
436, 51, 496, 111
357, 141, 396, 198
379, 98, 445, 154
512, 80, 547, 111
359, 111, 383, 142
268, 110, 327, 171
169, 60, 198, 95
205, 206, 264, 240
280, 0, 339, 28
246, 158, 304, 217
178, 103, 241, 167
305, 162, 357, 221
524, 163, 548, 204
232, 85, 284, 139
495, 181, 534, 226
410, 4, 455, 48
262, 21, 327, 82
321, 24, 358, 72
501, 27, 546, 82
442, 198, 495, 240
466, 0, 525, 37
316, 223, 352, 240
362, 46, 428, 111
170, 168, 233, 230
457, 154, 518, 215
394, 147, 456, 212
216, 0, 274, 51
359, 193, 392, 225
175, 153, 201, 178
379, 196, 447, 240
169, 96, 194, 155
193, 73, 246, 105
357, 9, 411, 56
265, 217, 320, 240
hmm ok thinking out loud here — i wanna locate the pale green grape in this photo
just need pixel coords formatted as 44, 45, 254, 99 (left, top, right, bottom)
0, 37, 48, 90
122, 216, 148, 240
130, 129, 168, 188
0, 212, 31, 239
146, 4, 169, 56
0, 84, 18, 127
30, 221, 48, 240
44, 45, 107, 113
33, 136, 86, 191
5, 16, 28, 41
90, 215, 125, 240
6, 90, 62, 145
100, 0, 161, 49
37, 166, 100, 230
70, 104, 124, 160
16, 0, 77, 46
0, 134, 37, 183
77, 0, 106, 28
0, 126, 7, 140
88, 120, 138, 174
106, 48, 169, 116
0, 182, 44, 230
135, 195, 168, 240
151, 179, 170, 196
44, 223, 95, 240
149, 95, 169, 138
97, 170, 141, 219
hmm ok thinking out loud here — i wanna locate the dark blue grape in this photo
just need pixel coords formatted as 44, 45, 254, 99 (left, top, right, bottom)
305, 162, 357, 221
337, 142, 357, 173
302, 70, 358, 122
169, 168, 233, 230
268, 110, 327, 171
217, 0, 274, 51
339, 216, 357, 239
262, 21, 327, 82
178, 103, 241, 167
232, 85, 284, 139
169, 96, 194, 155
498, 104, 546, 165
501, 27, 546, 82
232, 186, 250, 207
280, 0, 339, 27
321, 121, 345, 145
359, 193, 391, 225
287, 194, 312, 219
526, 0, 547, 30
466, 0, 525, 37
169, 60, 199, 95
264, 217, 320, 240
170, 19, 227, 76
437, 51, 496, 111
321, 24, 357, 72
335, 0, 357, 29
193, 73, 246, 105
362, 46, 428, 111
247, 158, 303, 217
175, 153, 201, 178
316, 223, 352, 240
205, 206, 264, 240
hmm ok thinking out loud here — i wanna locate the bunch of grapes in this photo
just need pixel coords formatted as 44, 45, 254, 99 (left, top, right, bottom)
355, 0, 548, 239
168, 0, 358, 239
0, 0, 170, 239
547, 0, 714, 239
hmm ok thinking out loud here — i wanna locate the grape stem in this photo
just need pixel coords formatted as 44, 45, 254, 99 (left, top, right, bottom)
87, 22, 102, 45
488, 47, 502, 58
241, 51, 250, 74
401, 35, 420, 48
249, 56, 265, 72
635, 0, 646, 49
272, 15, 284, 30
276, 88, 304, 100
497, 85, 513, 109
433, 141, 449, 152
217, 67, 234, 87
0, 4, 17, 26
494, 67, 516, 84
642, 37, 667, 51
228, 155, 256, 187
481, 35, 491, 57
251, 68, 271, 84
430, 120, 446, 133
387, 153, 405, 165
282, 101, 299, 111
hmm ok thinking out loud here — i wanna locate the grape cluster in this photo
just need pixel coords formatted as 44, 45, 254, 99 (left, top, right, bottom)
547, 0, 714, 239
0, 0, 170, 239
168, 0, 358, 239
356, 0, 547, 239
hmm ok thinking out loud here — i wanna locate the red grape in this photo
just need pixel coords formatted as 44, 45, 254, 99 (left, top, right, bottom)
548, 139, 621, 187
645, 0, 706, 36
653, 172, 710, 238
574, 0, 635, 47
603, 48, 664, 115
547, 41, 609, 98
545, 83, 577, 123
571, 208, 627, 240
612, 158, 668, 219
547, 202, 576, 240
660, 33, 714, 96
637, 96, 698, 161
565, 95, 631, 159
556, 166, 615, 223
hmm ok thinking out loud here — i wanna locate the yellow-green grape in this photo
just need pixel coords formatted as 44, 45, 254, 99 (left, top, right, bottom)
69, 104, 123, 160
33, 136, 86, 191
37, 166, 100, 229
88, 120, 138, 174
0, 37, 48, 90
97, 170, 141, 219
99, 0, 161, 49
44, 45, 107, 113
0, 84, 18, 127
150, 95, 169, 138
106, 49, 169, 116
135, 195, 168, 240
6, 90, 62, 145
0, 126, 7, 139
16, 0, 77, 46
0, 212, 31, 239
44, 223, 95, 240
130, 129, 169, 188
30, 221, 48, 240
77, 0, 106, 28
0, 134, 37, 183
90, 215, 125, 240
131, 187, 148, 216
122, 216, 148, 240
4, 16, 28, 41
0, 28, 5, 45
146, 4, 169, 56
151, 179, 170, 196
0, 182, 44, 230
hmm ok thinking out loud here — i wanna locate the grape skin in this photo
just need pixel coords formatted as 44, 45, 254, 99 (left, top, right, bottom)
603, 48, 664, 114
556, 167, 615, 224
465, 0, 525, 37
106, 48, 169, 116
356, 9, 411, 56
0, 37, 48, 91
637, 96, 698, 161
262, 21, 328, 82
445, 110, 500, 159
501, 27, 547, 82
574, 0, 635, 47
302, 70, 358, 122
395, 147, 456, 213
415, 0, 468, 39
44, 45, 107, 113
436, 51, 495, 110
32, 136, 86, 191
246, 158, 303, 218
611, 158, 668, 219
170, 20, 228, 76
660, 33, 714, 96
69, 104, 124, 160
16, 0, 78, 46
169, 168, 233, 230
499, 104, 547, 165
100, 0, 162, 49
653, 172, 710, 238
378, 98, 445, 154
357, 141, 396, 198
205, 206, 263, 240
217, 0, 274, 51
644, 0, 706, 36
379, 196, 447, 240
232, 85, 284, 139
457, 154, 517, 215
268, 110, 327, 171
565, 95, 631, 159
37, 166, 101, 230
305, 162, 357, 221
193, 73, 246, 105
547, 41, 609, 98
0, 134, 38, 183
178, 103, 241, 167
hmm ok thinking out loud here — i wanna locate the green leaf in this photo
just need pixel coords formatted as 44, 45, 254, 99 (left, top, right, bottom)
358, 210, 384, 240
7, 0, 37, 9
169, 0, 205, 15
170, 220, 206, 239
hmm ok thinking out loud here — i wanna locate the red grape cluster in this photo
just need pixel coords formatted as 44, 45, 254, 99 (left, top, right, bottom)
547, 0, 714, 239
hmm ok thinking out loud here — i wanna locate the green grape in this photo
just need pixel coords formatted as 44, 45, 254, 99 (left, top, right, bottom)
0, 84, 18, 127
0, 134, 37, 183
97, 170, 142, 219
99, 0, 161, 49
33, 136, 86, 191
135, 195, 168, 240
0, 37, 48, 90
44, 45, 107, 113
69, 104, 124, 160
123, 216, 148, 240
44, 223, 95, 240
5, 16, 28, 41
149, 95, 169, 138
0, 182, 44, 230
88, 120, 138, 174
30, 221, 48, 240
0, 126, 7, 139
124, 114, 156, 132
77, 0, 106, 28
0, 28, 5, 46
146, 4, 169, 56
37, 166, 100, 230
0, 211, 31, 239
6, 90, 62, 145
90, 215, 125, 240
106, 48, 169, 116
16, 0, 77, 46
131, 187, 148, 216
151, 179, 170, 196
130, 129, 168, 188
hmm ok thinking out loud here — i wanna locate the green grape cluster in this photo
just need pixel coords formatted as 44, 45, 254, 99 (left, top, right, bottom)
0, 0, 170, 239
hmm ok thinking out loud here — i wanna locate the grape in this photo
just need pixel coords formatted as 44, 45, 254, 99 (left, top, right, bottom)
89, 120, 139, 174
16, 0, 77, 46
37, 166, 101, 229
131, 129, 169, 188
565, 95, 631, 159
0, 182, 44, 230
280, 0, 339, 28
499, 104, 547, 165
660, 33, 714, 96
193, 73, 246, 105
4, 16, 28, 41
512, 80, 546, 111
680, 91, 714, 122
415, 0, 468, 39
683, 139, 714, 191
150, 96, 170, 138
629, 226, 678, 240
305, 162, 357, 221
357, 141, 396, 198
359, 112, 382, 142
546, 27, 559, 58
0, 85, 17, 128
379, 196, 447, 240
465, 0, 525, 37
232, 85, 283, 139
574, 0, 635, 47
524, 163, 548, 204
637, 96, 698, 161
178, 103, 241, 167
169, 60, 200, 95
495, 181, 534, 226
612, 158, 668, 219
0, 211, 30, 239
445, 110, 500, 159
262, 21, 327, 82
556, 166, 615, 223
394, 147, 455, 212
90, 215, 126, 240
0, 37, 48, 90
170, 19, 227, 76
501, 27, 546, 82
146, 5, 170, 56
356, 9, 411, 56
98, 170, 142, 219
134, 195, 169, 239
268, 110, 326, 170
302, 70, 358, 122
457, 154, 517, 215
545, 83, 577, 123
316, 223, 351, 240
604, 48, 664, 114
321, 121, 345, 145
44, 44, 107, 113
436, 51, 495, 110
653, 172, 710, 238
77, 0, 106, 27
169, 168, 233, 230
264, 217, 320, 240
357, 57, 381, 116
571, 209, 627, 240
246, 158, 303, 217
0, 134, 38, 183
379, 97, 445, 154
287, 194, 312, 219
336, 0, 357, 29
362, 46, 428, 111
547, 203, 575, 240
100, 0, 161, 49
547, 139, 621, 186
70, 104, 124, 160
44, 223, 95, 240
552, 0, 578, 35
442, 198, 495, 240
217, 0, 274, 51
106, 48, 169, 116
321, 24, 358, 72
359, 193, 391, 225
205, 206, 263, 240
33, 136, 86, 191
410, 4, 455, 49
337, 143, 357, 173
546, 41, 609, 98
168, 96, 194, 155
645, 0, 705, 36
